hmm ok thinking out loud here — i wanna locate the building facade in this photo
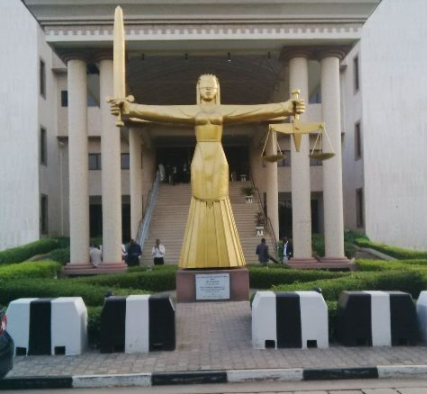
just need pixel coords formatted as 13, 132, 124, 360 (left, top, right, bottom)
0, 0, 425, 265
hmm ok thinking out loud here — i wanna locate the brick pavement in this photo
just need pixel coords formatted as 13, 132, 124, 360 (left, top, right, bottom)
7, 301, 427, 377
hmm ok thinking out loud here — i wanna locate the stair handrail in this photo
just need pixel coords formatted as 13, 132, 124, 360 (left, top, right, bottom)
136, 171, 160, 255
250, 177, 278, 251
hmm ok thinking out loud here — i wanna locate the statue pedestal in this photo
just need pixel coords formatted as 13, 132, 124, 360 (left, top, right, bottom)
176, 268, 249, 303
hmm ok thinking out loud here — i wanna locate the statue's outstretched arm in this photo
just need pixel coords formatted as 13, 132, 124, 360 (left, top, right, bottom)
109, 98, 196, 125
221, 99, 304, 124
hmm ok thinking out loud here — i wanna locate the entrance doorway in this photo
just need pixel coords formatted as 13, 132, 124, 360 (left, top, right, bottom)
156, 147, 194, 184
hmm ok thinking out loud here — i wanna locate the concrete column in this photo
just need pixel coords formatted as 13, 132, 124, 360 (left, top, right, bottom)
288, 54, 315, 261
98, 59, 126, 270
266, 131, 279, 241
320, 54, 347, 262
129, 127, 143, 239
64, 59, 91, 271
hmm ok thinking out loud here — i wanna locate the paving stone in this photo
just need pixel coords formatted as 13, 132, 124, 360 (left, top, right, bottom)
397, 389, 427, 394
363, 390, 400, 394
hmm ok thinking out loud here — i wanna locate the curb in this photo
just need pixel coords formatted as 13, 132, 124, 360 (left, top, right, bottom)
2, 365, 427, 390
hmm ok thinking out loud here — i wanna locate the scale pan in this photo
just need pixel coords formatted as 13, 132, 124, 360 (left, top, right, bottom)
262, 154, 286, 163
309, 152, 335, 160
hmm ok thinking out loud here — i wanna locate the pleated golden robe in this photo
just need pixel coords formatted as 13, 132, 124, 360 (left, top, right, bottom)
179, 121, 245, 269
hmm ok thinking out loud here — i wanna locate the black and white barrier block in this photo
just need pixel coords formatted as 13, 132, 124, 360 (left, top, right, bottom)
336, 291, 418, 347
6, 297, 88, 356
100, 295, 175, 353
252, 291, 328, 349
416, 291, 427, 343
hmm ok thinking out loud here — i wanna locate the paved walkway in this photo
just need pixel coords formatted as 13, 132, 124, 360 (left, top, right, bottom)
8, 302, 427, 377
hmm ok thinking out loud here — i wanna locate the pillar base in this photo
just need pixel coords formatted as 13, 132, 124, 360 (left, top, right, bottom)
176, 268, 249, 303
62, 262, 127, 276
288, 257, 355, 271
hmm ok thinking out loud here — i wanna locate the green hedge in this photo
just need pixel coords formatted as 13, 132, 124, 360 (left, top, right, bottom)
356, 259, 427, 272
271, 270, 427, 300
74, 265, 178, 292
0, 278, 148, 307
248, 265, 350, 289
87, 306, 102, 348
0, 261, 62, 280
312, 233, 357, 259
0, 239, 60, 265
46, 248, 70, 265
355, 238, 427, 260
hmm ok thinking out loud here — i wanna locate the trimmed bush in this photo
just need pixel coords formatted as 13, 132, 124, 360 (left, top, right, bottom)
0, 239, 60, 265
0, 261, 62, 280
312, 233, 356, 259
248, 265, 350, 289
356, 259, 427, 272
355, 238, 427, 260
87, 306, 102, 348
74, 265, 178, 292
271, 270, 427, 300
46, 248, 70, 265
0, 278, 148, 307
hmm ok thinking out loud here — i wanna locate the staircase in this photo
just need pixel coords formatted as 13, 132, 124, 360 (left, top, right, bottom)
140, 181, 275, 265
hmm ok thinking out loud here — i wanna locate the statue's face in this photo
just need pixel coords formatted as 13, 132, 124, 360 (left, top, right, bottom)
199, 76, 218, 101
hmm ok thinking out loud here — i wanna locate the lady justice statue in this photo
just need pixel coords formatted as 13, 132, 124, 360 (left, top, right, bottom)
110, 74, 305, 270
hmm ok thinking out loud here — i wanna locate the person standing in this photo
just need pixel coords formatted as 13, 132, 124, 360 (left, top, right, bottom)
127, 239, 142, 267
256, 238, 278, 266
152, 239, 166, 265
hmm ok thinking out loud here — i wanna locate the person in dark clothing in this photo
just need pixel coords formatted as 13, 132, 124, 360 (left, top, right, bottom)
256, 238, 278, 266
127, 239, 142, 267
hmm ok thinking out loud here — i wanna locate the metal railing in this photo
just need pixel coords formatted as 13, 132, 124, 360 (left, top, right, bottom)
250, 177, 278, 251
136, 171, 160, 256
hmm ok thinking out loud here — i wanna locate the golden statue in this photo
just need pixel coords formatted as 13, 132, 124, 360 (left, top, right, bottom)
108, 8, 305, 270
110, 75, 304, 269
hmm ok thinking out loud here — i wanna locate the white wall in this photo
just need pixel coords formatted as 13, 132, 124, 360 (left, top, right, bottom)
360, 0, 427, 250
342, 44, 364, 231
0, 0, 39, 250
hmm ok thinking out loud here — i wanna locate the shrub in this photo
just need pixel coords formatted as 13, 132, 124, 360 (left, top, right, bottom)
248, 266, 349, 289
46, 248, 70, 265
356, 259, 427, 272
0, 278, 148, 307
271, 270, 427, 300
0, 261, 62, 280
354, 238, 427, 260
87, 306, 102, 348
312, 233, 356, 259
0, 239, 60, 265
74, 265, 178, 292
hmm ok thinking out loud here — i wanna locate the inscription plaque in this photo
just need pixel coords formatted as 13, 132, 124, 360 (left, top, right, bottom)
195, 273, 230, 300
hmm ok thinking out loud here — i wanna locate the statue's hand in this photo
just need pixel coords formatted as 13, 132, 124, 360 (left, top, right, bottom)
293, 99, 305, 115
107, 97, 132, 116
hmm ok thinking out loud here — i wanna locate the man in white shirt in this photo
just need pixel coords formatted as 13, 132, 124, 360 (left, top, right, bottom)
89, 244, 102, 267
151, 239, 166, 265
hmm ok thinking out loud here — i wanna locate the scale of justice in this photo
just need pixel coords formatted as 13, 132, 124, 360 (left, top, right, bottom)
262, 90, 335, 163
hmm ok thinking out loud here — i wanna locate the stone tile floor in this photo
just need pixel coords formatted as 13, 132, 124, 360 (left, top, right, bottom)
8, 302, 427, 377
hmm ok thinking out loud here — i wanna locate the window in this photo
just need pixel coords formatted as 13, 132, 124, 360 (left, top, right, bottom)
356, 188, 364, 228
121, 153, 130, 170
40, 127, 47, 166
353, 56, 360, 92
40, 194, 48, 234
89, 154, 101, 170
61, 90, 68, 107
309, 151, 323, 166
277, 150, 291, 167
40, 59, 46, 98
355, 122, 362, 160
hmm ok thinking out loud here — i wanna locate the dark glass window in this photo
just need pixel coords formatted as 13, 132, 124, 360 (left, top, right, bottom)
355, 122, 362, 160
40, 194, 48, 234
121, 153, 130, 170
40, 59, 46, 98
353, 56, 360, 92
61, 90, 68, 107
356, 188, 364, 228
277, 150, 291, 167
89, 153, 101, 170
40, 127, 47, 166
